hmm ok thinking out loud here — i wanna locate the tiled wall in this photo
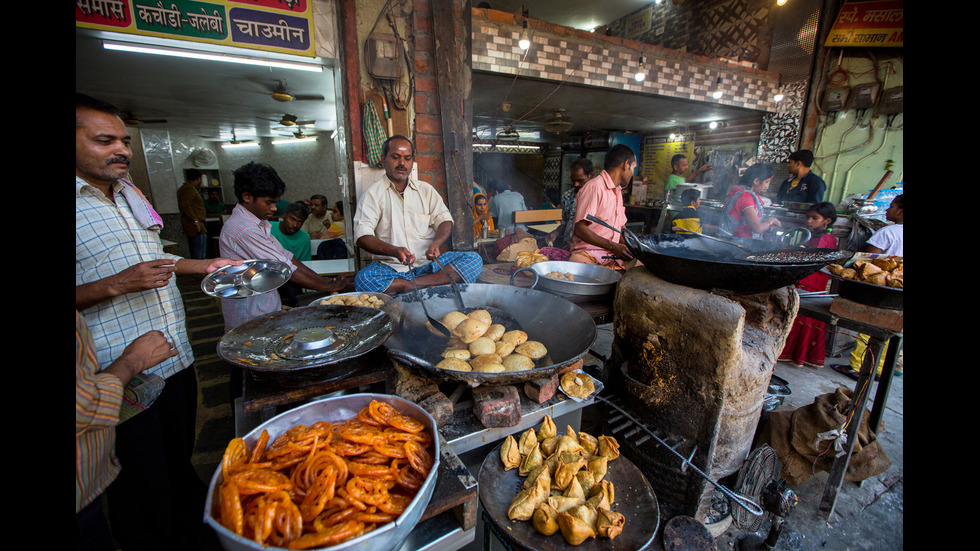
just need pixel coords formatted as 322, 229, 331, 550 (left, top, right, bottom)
471, 8, 781, 113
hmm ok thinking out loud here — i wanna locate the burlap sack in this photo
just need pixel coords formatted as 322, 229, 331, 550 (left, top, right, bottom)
755, 387, 891, 485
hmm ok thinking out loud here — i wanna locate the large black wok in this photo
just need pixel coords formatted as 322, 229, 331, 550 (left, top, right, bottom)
382, 283, 597, 386
626, 234, 854, 294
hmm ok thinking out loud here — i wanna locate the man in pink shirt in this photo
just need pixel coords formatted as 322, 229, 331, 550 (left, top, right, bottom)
569, 144, 637, 271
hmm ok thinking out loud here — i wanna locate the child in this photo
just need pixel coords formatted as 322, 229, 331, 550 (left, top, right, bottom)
779, 202, 839, 368
671, 188, 702, 234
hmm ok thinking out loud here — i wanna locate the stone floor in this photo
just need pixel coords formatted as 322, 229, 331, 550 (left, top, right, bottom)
181, 276, 903, 550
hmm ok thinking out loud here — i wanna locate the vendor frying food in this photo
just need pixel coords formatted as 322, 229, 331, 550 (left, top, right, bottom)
352, 135, 483, 295
569, 144, 638, 272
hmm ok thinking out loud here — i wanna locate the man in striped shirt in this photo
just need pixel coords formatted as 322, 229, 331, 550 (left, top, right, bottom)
76, 93, 240, 550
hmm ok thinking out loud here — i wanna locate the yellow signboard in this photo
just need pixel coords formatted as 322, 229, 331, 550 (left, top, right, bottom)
641, 136, 694, 185
825, 0, 903, 48
76, 0, 315, 57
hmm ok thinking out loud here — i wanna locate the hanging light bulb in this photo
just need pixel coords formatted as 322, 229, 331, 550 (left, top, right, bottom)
519, 20, 530, 50
773, 85, 785, 102
634, 56, 646, 82
711, 77, 723, 99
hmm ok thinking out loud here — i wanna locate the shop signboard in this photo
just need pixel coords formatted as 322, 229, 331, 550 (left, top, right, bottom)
825, 0, 903, 48
76, 0, 314, 57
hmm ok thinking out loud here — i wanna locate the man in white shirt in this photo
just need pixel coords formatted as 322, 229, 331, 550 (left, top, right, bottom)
353, 135, 483, 294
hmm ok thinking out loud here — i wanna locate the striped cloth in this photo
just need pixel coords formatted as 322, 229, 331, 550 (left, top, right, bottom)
76, 310, 124, 512
354, 251, 484, 293
76, 177, 193, 379
363, 100, 387, 167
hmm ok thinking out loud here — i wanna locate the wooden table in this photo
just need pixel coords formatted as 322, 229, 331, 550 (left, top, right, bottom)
306, 258, 354, 276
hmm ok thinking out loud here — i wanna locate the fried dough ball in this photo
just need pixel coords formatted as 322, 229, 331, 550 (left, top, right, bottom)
470, 353, 503, 370
453, 318, 490, 343
502, 353, 535, 372
436, 358, 472, 371
484, 324, 506, 342
441, 311, 469, 330
468, 337, 496, 356
467, 309, 493, 325
441, 348, 471, 361
473, 362, 506, 373
500, 330, 528, 346
495, 340, 515, 357
515, 340, 547, 360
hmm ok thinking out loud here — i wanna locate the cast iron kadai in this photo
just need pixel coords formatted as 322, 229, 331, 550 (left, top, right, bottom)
382, 283, 597, 387
216, 304, 393, 386
625, 233, 854, 295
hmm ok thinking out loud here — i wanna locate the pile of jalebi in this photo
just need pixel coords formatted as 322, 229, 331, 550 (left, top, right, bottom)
215, 400, 435, 549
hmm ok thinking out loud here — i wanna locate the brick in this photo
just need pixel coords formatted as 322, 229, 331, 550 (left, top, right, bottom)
415, 115, 442, 135
418, 391, 454, 427
471, 384, 521, 427
524, 376, 558, 403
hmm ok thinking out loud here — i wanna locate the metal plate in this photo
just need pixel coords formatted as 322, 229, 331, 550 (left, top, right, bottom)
203, 393, 439, 551
479, 441, 659, 551
201, 259, 292, 299
822, 254, 903, 310
511, 261, 621, 296
217, 304, 393, 373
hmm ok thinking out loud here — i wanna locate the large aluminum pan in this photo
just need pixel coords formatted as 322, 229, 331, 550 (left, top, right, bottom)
203, 393, 440, 551
510, 260, 621, 296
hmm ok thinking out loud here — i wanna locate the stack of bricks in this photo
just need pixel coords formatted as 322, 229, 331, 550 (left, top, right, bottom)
410, 0, 448, 197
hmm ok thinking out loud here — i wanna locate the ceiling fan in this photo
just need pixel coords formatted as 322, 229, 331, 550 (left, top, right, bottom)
278, 128, 319, 139
268, 80, 324, 102
202, 130, 254, 144
120, 111, 167, 125
543, 109, 574, 134
263, 113, 316, 127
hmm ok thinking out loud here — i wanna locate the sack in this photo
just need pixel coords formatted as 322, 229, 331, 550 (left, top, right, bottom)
754, 387, 891, 485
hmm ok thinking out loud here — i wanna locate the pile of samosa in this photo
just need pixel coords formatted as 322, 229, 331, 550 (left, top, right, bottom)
501, 415, 625, 545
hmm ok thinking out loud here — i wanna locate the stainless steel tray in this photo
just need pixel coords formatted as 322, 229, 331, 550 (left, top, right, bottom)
510, 260, 621, 296
217, 304, 393, 372
204, 393, 439, 551
202, 259, 292, 298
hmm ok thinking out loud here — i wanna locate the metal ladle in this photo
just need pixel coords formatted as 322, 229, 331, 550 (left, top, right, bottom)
409, 277, 453, 337
679, 227, 756, 254
585, 214, 654, 254
433, 256, 465, 310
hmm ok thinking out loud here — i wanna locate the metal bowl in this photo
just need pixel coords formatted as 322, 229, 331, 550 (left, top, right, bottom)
510, 260, 621, 296
202, 259, 292, 299
203, 393, 440, 551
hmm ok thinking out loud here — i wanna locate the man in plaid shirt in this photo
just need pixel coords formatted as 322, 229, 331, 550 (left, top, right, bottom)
75, 93, 239, 550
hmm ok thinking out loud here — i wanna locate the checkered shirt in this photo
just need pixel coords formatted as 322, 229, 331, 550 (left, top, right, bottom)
75, 177, 193, 379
